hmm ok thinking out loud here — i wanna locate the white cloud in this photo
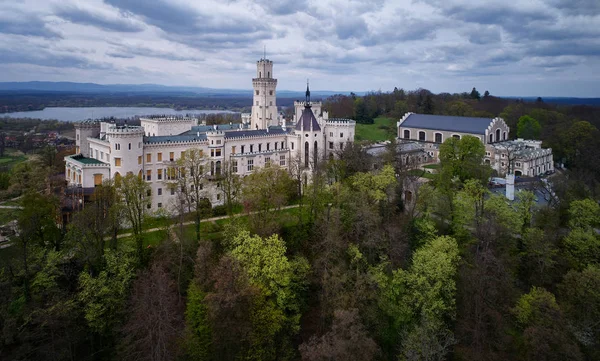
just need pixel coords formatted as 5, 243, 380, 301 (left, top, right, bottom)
0, 0, 597, 96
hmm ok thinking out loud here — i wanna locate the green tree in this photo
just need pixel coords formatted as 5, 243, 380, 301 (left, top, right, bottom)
241, 164, 294, 235
183, 283, 212, 360
563, 228, 600, 268
558, 265, 600, 351
517, 115, 542, 139
470, 87, 481, 100
438, 135, 490, 185
78, 250, 135, 335
513, 287, 583, 361
520, 228, 557, 286
568, 198, 600, 230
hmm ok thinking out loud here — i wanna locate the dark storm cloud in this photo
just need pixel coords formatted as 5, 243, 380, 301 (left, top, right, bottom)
256, 0, 309, 15
0, 13, 61, 38
107, 43, 204, 61
545, 0, 600, 16
103, 0, 271, 46
55, 5, 145, 32
335, 17, 368, 40
1, 47, 110, 69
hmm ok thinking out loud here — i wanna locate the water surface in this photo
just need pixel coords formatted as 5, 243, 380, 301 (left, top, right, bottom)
2, 107, 237, 122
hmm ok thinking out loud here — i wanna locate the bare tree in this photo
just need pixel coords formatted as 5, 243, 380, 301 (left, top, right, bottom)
118, 173, 151, 264
219, 160, 242, 216
119, 261, 184, 361
166, 148, 209, 242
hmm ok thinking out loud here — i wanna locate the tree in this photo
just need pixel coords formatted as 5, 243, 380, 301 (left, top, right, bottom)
470, 87, 481, 100
520, 228, 557, 287
484, 90, 490, 98
220, 160, 242, 216
119, 261, 184, 361
567, 198, 600, 230
563, 228, 600, 269
558, 265, 600, 352
438, 135, 490, 185
241, 164, 294, 235
78, 250, 135, 335
118, 173, 151, 264
517, 115, 542, 140
168, 148, 210, 241
513, 287, 583, 361
299, 309, 379, 361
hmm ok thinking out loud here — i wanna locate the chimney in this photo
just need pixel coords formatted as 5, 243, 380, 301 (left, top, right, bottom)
506, 173, 515, 201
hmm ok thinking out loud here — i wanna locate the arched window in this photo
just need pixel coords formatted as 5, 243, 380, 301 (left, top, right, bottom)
259, 72, 261, 77
453, 134, 461, 139
211, 161, 215, 176
268, 72, 270, 77
305, 142, 309, 168
435, 133, 442, 143
503, 131, 507, 140
496, 129, 501, 143
216, 161, 221, 176
489, 133, 493, 143
314, 141, 318, 167
418, 131, 426, 141
403, 129, 410, 139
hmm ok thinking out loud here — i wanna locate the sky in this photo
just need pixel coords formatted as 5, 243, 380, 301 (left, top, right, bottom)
0, 0, 599, 97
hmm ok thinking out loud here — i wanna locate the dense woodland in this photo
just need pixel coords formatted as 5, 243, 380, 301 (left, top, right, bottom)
1, 89, 600, 360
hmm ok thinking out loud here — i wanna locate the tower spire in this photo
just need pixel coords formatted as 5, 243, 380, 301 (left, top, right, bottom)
305, 79, 311, 106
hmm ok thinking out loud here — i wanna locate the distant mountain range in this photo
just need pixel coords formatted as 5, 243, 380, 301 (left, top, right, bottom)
0, 81, 354, 98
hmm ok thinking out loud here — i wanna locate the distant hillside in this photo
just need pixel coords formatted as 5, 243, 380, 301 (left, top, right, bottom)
0, 81, 351, 98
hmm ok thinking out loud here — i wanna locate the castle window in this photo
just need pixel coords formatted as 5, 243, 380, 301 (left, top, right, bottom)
516, 162, 521, 167
404, 130, 410, 139
281, 141, 284, 149
147, 153, 151, 163
270, 101, 272, 106
305, 142, 309, 168
216, 139, 221, 145
157, 153, 162, 162
114, 157, 121, 167
330, 132, 333, 137
147, 189, 151, 197
340, 133, 343, 138
269, 90, 273, 95
280, 155, 286, 166
419, 131, 426, 141
489, 134, 494, 143
503, 131, 507, 140
241, 145, 245, 153
157, 188, 162, 195
146, 170, 151, 181
435, 133, 442, 143
232, 160, 238, 173
291, 142, 294, 150
247, 159, 254, 171
158, 169, 162, 180
232, 146, 236, 154
255, 90, 259, 95
274, 142, 278, 150
138, 156, 142, 165
453, 134, 461, 139
265, 157, 271, 166
250, 145, 254, 152
267, 143, 270, 151
329, 141, 334, 149
216, 161, 221, 176
128, 143, 131, 150
259, 144, 262, 152
496, 129, 501, 143
216, 149, 221, 157
115, 143, 120, 150
171, 188, 175, 195
340, 142, 344, 150
268, 72, 270, 78
169, 152, 174, 161
157, 203, 162, 208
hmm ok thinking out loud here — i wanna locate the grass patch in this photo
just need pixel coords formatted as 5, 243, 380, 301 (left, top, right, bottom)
0, 208, 18, 225
423, 163, 441, 170
407, 169, 436, 180
355, 117, 397, 142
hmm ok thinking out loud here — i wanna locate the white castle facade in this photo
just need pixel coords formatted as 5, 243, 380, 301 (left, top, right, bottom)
65, 58, 356, 211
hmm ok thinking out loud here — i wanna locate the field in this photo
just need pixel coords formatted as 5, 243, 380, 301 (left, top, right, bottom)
0, 152, 27, 168
355, 116, 397, 142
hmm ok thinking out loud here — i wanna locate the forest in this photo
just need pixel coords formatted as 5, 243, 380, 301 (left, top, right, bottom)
1, 88, 600, 361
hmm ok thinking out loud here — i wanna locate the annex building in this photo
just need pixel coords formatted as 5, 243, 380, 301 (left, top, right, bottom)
397, 112, 554, 177
64, 58, 356, 212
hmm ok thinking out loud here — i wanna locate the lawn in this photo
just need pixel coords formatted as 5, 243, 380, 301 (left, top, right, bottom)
0, 208, 18, 225
407, 169, 436, 180
423, 163, 441, 170
355, 117, 397, 142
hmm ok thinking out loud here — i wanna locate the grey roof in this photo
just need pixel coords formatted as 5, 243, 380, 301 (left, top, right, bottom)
145, 134, 207, 144
401, 114, 493, 134
224, 127, 290, 139
295, 106, 321, 131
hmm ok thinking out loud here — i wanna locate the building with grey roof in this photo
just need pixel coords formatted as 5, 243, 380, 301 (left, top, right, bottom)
65, 58, 356, 213
396, 112, 553, 177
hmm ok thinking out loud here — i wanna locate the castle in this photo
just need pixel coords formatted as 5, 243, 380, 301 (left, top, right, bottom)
64, 58, 356, 211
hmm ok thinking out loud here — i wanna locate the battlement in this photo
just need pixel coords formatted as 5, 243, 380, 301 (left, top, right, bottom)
140, 116, 197, 123
74, 120, 101, 129
106, 125, 145, 136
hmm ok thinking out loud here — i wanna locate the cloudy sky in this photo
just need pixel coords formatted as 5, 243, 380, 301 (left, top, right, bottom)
0, 0, 599, 96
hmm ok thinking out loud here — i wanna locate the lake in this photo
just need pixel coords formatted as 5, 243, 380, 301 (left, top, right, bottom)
1, 107, 237, 122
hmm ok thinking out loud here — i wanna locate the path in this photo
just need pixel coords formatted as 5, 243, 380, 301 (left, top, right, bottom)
116, 204, 300, 239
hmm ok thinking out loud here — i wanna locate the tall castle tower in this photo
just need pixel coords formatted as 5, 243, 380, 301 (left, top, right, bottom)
251, 57, 278, 130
